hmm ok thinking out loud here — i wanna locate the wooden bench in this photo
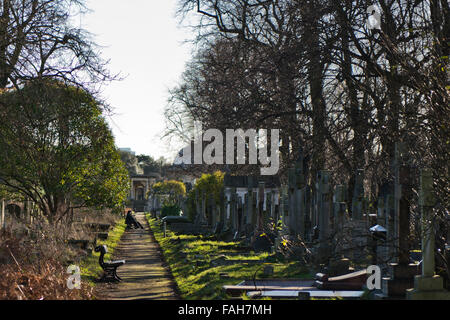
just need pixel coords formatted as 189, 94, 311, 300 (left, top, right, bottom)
94, 245, 126, 282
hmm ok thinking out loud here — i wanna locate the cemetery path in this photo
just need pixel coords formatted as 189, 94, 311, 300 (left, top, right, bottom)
95, 213, 179, 300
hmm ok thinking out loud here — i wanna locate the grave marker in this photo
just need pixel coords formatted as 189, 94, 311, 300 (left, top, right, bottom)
382, 142, 420, 298
317, 170, 332, 262
407, 169, 450, 300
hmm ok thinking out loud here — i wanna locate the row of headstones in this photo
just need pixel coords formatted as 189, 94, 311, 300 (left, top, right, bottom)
189, 168, 369, 253
283, 164, 371, 262
282, 143, 449, 298
186, 143, 448, 298
282, 143, 430, 267
193, 177, 281, 240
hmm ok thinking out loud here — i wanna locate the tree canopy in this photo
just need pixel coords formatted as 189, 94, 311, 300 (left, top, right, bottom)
0, 79, 129, 223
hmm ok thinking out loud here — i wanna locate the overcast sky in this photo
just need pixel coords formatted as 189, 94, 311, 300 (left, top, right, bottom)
82, 0, 194, 162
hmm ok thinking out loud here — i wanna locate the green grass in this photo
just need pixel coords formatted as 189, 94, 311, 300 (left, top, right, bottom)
79, 218, 127, 285
146, 214, 311, 300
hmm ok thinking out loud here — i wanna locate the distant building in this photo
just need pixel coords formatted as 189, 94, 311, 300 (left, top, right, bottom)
119, 148, 136, 156
120, 147, 161, 212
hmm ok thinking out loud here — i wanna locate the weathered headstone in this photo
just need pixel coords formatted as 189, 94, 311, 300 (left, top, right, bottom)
333, 185, 347, 233
316, 170, 332, 263
407, 169, 450, 300
333, 185, 348, 256
279, 186, 289, 237
382, 143, 420, 298
304, 186, 312, 241
378, 182, 395, 266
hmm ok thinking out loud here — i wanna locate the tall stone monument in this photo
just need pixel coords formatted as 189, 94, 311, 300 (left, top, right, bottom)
407, 169, 450, 300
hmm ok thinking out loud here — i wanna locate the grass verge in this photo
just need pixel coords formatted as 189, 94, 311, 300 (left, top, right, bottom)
146, 214, 311, 300
79, 218, 126, 286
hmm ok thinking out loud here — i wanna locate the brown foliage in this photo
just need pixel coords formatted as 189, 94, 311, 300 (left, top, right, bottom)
0, 230, 94, 300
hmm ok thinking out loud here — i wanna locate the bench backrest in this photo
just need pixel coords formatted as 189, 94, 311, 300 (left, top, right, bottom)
94, 245, 108, 267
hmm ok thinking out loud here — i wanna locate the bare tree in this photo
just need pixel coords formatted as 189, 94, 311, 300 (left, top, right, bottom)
0, 0, 117, 94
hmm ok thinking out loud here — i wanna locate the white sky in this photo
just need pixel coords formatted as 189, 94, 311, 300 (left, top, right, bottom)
82, 0, 195, 162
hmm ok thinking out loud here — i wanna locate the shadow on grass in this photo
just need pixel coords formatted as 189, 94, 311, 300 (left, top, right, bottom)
146, 214, 311, 300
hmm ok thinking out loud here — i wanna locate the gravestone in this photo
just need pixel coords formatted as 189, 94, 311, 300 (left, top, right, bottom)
333, 185, 348, 256
257, 182, 265, 234
270, 190, 277, 221
316, 170, 332, 263
382, 143, 420, 298
378, 182, 395, 266
304, 186, 312, 241
333, 185, 347, 233
230, 188, 237, 233
279, 186, 290, 237
407, 169, 450, 300
223, 174, 280, 235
